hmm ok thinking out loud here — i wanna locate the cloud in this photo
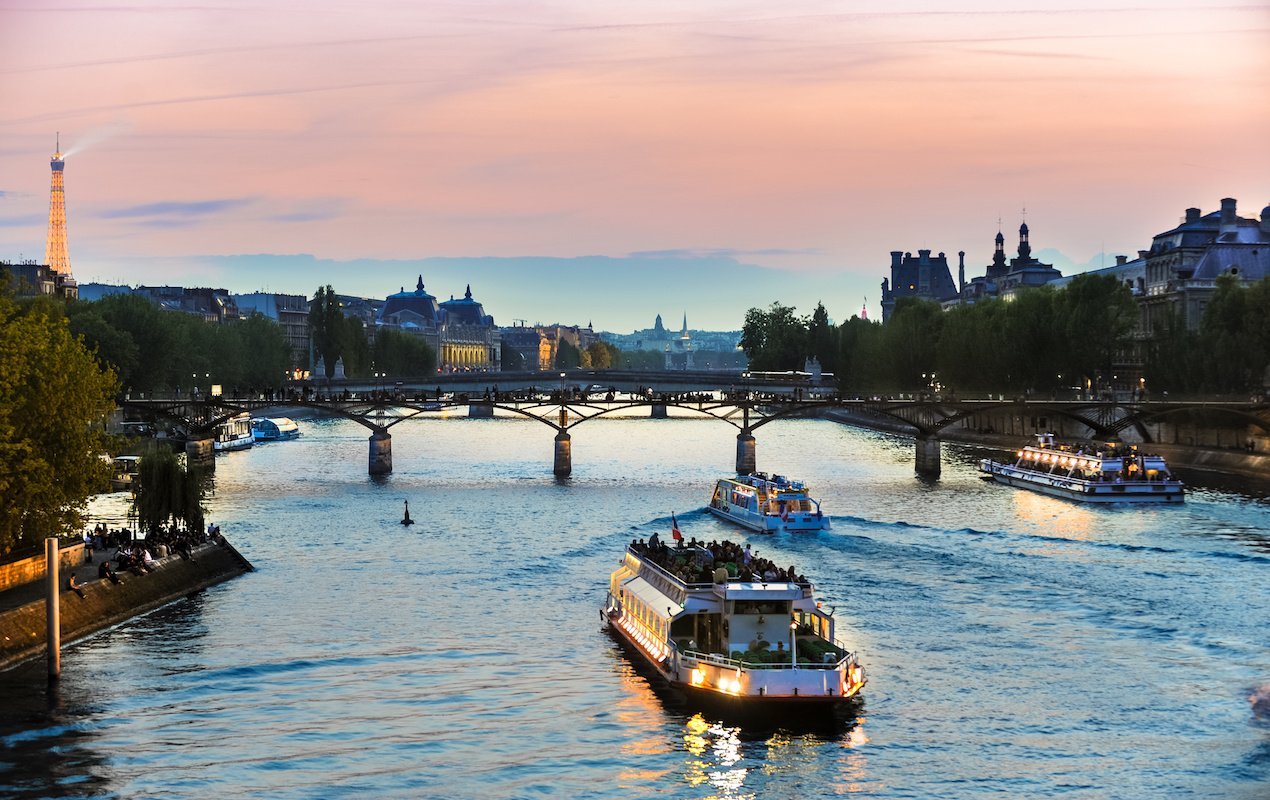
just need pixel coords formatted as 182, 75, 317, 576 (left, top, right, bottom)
99, 197, 256, 220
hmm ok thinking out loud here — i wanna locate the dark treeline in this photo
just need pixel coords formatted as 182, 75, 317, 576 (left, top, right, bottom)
741, 273, 1270, 396
67, 293, 292, 396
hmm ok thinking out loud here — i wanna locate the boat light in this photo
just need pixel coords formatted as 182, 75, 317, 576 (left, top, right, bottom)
691, 668, 705, 687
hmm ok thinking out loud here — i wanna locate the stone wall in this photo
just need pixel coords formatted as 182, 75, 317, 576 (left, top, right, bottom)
0, 543, 86, 593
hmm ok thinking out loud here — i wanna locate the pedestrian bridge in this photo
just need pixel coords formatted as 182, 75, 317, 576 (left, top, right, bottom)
120, 388, 1270, 478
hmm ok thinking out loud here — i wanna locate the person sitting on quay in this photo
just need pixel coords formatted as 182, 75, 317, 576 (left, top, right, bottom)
67, 572, 87, 599
98, 559, 120, 585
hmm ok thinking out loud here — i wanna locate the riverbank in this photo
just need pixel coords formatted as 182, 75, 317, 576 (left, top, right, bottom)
823, 408, 1270, 481
0, 538, 253, 673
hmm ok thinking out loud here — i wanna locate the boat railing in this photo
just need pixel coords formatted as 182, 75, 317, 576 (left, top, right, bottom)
676, 644, 856, 671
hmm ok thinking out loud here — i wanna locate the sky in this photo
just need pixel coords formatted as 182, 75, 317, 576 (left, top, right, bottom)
1, 0, 1267, 331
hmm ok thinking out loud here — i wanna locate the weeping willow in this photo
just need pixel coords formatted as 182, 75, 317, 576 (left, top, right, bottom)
133, 444, 205, 535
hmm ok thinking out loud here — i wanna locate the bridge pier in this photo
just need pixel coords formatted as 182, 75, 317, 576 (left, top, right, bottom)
468, 403, 494, 418
369, 429, 392, 475
736, 431, 756, 475
185, 437, 215, 468
553, 431, 572, 477
650, 404, 668, 419
915, 436, 941, 478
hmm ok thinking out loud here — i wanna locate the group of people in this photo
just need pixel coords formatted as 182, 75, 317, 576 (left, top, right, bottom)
68, 521, 222, 597
629, 534, 807, 585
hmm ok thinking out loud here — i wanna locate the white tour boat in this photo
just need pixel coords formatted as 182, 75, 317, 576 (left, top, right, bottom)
251, 417, 301, 442
980, 433, 1184, 503
603, 539, 865, 716
707, 473, 831, 533
109, 455, 141, 492
213, 412, 254, 452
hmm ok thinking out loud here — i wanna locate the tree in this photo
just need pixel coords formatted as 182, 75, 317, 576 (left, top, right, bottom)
740, 302, 808, 371
806, 302, 838, 373
372, 328, 436, 376
235, 313, 292, 389
1054, 275, 1137, 390
133, 443, 205, 536
555, 339, 581, 369
309, 285, 343, 378
0, 293, 117, 555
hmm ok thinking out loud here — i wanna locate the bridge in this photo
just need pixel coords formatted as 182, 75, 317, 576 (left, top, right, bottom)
119, 381, 1270, 478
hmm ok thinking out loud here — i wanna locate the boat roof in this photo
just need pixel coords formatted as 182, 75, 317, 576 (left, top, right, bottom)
713, 582, 804, 600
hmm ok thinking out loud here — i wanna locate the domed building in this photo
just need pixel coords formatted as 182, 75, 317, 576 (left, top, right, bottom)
378, 276, 501, 372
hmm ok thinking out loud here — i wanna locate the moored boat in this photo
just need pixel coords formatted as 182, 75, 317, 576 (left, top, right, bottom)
706, 473, 830, 533
214, 412, 254, 452
603, 537, 865, 716
109, 455, 141, 492
251, 417, 301, 441
979, 433, 1184, 503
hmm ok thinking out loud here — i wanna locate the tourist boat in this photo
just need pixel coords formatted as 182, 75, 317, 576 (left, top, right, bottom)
251, 417, 301, 441
603, 540, 865, 715
979, 433, 1184, 503
109, 455, 141, 492
706, 474, 831, 533
213, 412, 254, 452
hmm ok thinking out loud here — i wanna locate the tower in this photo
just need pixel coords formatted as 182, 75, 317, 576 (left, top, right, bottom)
44, 134, 71, 275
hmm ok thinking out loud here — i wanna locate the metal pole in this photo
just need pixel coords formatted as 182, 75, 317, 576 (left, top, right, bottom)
46, 537, 60, 680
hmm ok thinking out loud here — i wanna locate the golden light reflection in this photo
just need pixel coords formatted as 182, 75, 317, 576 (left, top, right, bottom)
1011, 490, 1096, 541
679, 714, 751, 798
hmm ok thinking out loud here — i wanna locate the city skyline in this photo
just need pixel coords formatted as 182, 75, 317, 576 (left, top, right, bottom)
1, 0, 1267, 329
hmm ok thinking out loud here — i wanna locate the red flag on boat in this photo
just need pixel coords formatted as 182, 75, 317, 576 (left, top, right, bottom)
671, 513, 683, 541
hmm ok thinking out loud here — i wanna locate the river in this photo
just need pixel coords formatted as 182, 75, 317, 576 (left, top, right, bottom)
2, 410, 1268, 799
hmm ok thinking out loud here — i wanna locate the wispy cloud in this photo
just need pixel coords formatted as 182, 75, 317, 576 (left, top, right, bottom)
99, 197, 255, 219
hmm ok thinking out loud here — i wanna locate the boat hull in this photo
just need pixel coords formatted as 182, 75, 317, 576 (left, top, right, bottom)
981, 462, 1184, 503
706, 504, 831, 534
214, 435, 254, 452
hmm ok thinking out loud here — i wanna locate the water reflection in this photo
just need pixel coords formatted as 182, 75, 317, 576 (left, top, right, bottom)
1010, 490, 1097, 540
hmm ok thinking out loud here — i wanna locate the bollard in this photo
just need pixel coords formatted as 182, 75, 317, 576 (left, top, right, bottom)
553, 431, 572, 477
736, 432, 756, 474
46, 537, 60, 680
369, 429, 393, 475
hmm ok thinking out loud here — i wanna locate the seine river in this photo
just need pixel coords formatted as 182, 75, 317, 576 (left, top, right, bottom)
2, 411, 1268, 799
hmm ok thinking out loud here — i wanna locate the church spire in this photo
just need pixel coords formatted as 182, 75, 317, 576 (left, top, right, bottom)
1018, 221, 1032, 260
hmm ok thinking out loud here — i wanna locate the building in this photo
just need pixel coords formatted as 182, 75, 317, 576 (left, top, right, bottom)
1140, 198, 1270, 333
499, 324, 548, 372
961, 223, 1062, 304
1, 260, 78, 300
880, 250, 960, 322
377, 276, 501, 372
601, 313, 742, 356
234, 292, 311, 369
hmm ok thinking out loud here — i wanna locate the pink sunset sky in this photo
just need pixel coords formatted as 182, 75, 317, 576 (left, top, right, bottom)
1, 0, 1267, 329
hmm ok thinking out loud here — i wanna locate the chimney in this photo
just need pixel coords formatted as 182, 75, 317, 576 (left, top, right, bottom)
890, 251, 902, 268
1185, 207, 1201, 224
917, 249, 931, 261
958, 251, 966, 292
1220, 198, 1237, 230
1116, 255, 1128, 266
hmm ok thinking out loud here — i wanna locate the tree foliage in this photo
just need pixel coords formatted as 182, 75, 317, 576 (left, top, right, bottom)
555, 339, 581, 369
133, 443, 205, 536
309, 285, 343, 378
372, 328, 436, 376
740, 303, 808, 371
0, 293, 117, 555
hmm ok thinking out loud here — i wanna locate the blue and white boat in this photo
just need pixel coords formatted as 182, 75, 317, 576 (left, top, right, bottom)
251, 417, 301, 442
979, 433, 1184, 503
707, 474, 831, 533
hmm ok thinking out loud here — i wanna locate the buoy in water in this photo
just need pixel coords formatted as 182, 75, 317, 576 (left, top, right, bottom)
401, 500, 414, 526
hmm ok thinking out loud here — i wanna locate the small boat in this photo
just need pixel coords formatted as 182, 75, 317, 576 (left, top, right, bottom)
109, 455, 141, 492
251, 417, 301, 442
979, 433, 1185, 503
706, 474, 831, 533
419, 402, 444, 412
603, 538, 865, 716
213, 412, 254, 452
